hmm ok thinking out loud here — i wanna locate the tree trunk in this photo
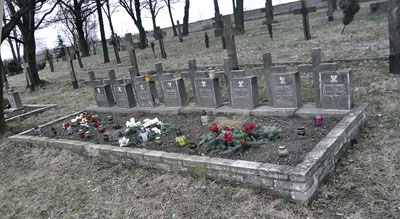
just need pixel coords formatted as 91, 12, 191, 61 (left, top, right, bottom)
183, 0, 190, 36
135, 0, 147, 49
0, 58, 7, 134
13, 28, 21, 63
24, 36, 40, 86
76, 20, 90, 57
96, 0, 110, 63
7, 37, 18, 62
388, 0, 400, 74
235, 0, 244, 27
166, 0, 178, 37
213, 0, 223, 28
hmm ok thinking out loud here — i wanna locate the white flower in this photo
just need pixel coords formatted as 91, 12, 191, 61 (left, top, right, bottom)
126, 118, 141, 128
118, 137, 130, 147
71, 118, 77, 123
142, 118, 160, 128
151, 127, 161, 135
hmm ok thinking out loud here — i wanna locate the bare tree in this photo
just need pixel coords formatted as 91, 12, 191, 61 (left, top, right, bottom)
95, 0, 109, 63
118, 0, 147, 49
143, 0, 165, 39
102, 0, 121, 63
232, 0, 244, 28
164, 0, 178, 37
59, 0, 98, 57
7, 0, 60, 88
182, 0, 189, 36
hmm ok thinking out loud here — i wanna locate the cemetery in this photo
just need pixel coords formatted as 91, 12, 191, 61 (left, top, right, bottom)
1, 0, 399, 217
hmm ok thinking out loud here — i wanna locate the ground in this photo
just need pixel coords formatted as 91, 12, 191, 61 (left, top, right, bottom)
1, 2, 400, 218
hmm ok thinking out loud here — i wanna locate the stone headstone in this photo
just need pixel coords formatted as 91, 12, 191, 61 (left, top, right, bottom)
161, 78, 188, 107
318, 71, 353, 109
269, 72, 302, 108
222, 15, 239, 69
370, 1, 388, 14
113, 83, 136, 108
180, 59, 198, 100
93, 84, 115, 107
64, 46, 78, 89
6, 85, 23, 110
194, 77, 222, 108
125, 33, 139, 74
134, 76, 159, 107
230, 76, 259, 109
388, 0, 400, 74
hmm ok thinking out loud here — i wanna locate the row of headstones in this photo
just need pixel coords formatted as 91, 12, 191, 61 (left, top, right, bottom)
88, 49, 353, 110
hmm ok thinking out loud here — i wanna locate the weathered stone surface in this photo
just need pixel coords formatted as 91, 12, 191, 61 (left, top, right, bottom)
269, 72, 302, 108
93, 84, 115, 107
161, 78, 188, 107
194, 77, 223, 108
319, 71, 353, 109
230, 76, 259, 109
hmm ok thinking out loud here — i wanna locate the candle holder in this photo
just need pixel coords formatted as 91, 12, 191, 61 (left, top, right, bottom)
314, 115, 323, 127
33, 125, 42, 136
175, 129, 187, 146
297, 127, 306, 139
155, 136, 162, 145
201, 110, 208, 126
188, 143, 198, 154
278, 146, 288, 157
103, 135, 109, 142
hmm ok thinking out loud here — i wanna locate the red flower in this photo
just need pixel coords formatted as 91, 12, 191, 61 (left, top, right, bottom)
79, 132, 85, 138
280, 133, 283, 139
76, 118, 82, 123
209, 125, 220, 134
86, 115, 92, 121
98, 127, 105, 133
51, 127, 57, 136
93, 121, 100, 127
223, 127, 232, 131
243, 123, 257, 132
241, 139, 246, 145
222, 132, 233, 142
63, 123, 70, 130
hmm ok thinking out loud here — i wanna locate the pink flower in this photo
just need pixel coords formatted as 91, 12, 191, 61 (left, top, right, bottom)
243, 123, 257, 132
241, 139, 246, 146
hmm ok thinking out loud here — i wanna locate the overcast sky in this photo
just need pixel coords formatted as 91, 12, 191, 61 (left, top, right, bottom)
1, 0, 296, 59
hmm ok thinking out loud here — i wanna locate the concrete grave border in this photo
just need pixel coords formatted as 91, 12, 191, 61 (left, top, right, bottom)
8, 103, 369, 204
5, 104, 58, 122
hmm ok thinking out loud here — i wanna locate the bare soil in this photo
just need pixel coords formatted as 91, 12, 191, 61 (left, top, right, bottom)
5, 106, 42, 119
33, 112, 338, 166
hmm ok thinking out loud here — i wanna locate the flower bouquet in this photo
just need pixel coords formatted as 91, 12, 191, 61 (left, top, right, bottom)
198, 122, 282, 156
62, 113, 105, 137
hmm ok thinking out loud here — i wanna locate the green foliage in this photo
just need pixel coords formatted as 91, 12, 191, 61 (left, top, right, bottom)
339, 0, 360, 26
199, 123, 282, 157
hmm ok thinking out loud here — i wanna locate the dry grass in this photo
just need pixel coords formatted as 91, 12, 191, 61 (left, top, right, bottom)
1, 2, 400, 218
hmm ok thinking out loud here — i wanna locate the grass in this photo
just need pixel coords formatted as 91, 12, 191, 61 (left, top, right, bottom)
1, 2, 400, 218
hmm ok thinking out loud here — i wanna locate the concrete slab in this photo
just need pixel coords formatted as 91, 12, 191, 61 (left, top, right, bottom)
251, 105, 297, 117
295, 103, 350, 119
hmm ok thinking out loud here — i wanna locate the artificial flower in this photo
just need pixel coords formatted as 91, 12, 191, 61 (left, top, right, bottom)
86, 115, 92, 121
118, 137, 130, 147
126, 118, 141, 128
222, 132, 233, 142
98, 128, 105, 133
223, 127, 232, 131
243, 123, 257, 132
79, 132, 85, 138
151, 127, 161, 135
241, 139, 246, 146
142, 118, 160, 128
209, 125, 220, 134
93, 121, 100, 127
63, 122, 71, 130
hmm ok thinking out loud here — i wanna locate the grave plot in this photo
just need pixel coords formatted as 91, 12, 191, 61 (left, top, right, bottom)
3, 82, 57, 122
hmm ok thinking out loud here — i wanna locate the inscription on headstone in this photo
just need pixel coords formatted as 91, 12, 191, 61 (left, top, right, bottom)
230, 76, 259, 109
94, 84, 115, 107
270, 72, 302, 108
134, 79, 159, 107
194, 78, 222, 108
319, 71, 353, 109
161, 78, 188, 107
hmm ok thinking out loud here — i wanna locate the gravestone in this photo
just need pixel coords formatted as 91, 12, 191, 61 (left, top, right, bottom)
111, 35, 121, 64
194, 75, 222, 108
161, 77, 188, 107
388, 0, 400, 74
125, 33, 140, 74
64, 46, 79, 89
156, 26, 167, 59
214, 57, 234, 106
230, 72, 259, 109
370, 1, 388, 14
74, 44, 84, 69
205, 32, 209, 48
293, 0, 317, 40
222, 15, 239, 69
318, 71, 353, 109
269, 72, 302, 108
93, 84, 115, 107
45, 49, 54, 72
180, 59, 198, 101
176, 20, 183, 43
297, 48, 339, 107
4, 83, 23, 110
133, 76, 159, 107
108, 69, 136, 108
327, 0, 334, 21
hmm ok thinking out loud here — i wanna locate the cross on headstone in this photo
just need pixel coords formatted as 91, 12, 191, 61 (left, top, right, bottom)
293, 0, 317, 41
264, 0, 274, 39
64, 46, 79, 89
222, 15, 239, 69
111, 35, 121, 64
73, 44, 83, 69
176, 20, 183, 43
296, 48, 339, 107
214, 57, 236, 106
45, 49, 54, 72
125, 33, 140, 74
388, 0, 400, 74
156, 26, 167, 59
22, 56, 34, 92
251, 53, 288, 103
229, 71, 259, 110
180, 59, 198, 101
